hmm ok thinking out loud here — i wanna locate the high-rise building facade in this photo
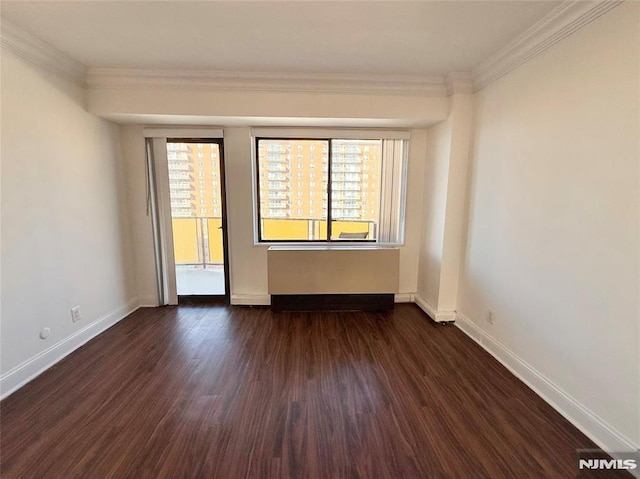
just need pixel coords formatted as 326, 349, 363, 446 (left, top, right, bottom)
257, 139, 383, 240
167, 142, 222, 218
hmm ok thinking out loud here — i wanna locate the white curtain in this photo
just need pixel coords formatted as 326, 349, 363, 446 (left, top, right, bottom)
378, 139, 408, 244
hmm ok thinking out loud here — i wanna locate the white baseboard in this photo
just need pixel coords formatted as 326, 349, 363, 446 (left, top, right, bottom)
138, 294, 158, 307
0, 298, 140, 400
455, 312, 639, 457
414, 294, 456, 322
394, 293, 415, 303
230, 294, 271, 306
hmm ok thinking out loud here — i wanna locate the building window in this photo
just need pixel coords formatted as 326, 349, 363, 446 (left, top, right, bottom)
255, 136, 408, 242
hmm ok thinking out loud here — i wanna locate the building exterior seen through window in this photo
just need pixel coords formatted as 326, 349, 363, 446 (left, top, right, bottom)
257, 139, 383, 241
167, 141, 224, 267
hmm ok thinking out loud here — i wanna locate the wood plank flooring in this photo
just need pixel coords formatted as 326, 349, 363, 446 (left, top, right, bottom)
0, 304, 625, 478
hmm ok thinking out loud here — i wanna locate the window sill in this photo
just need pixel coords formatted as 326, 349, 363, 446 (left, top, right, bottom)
259, 243, 402, 250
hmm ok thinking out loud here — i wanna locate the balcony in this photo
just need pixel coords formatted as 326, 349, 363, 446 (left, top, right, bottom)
172, 216, 225, 295
170, 180, 191, 187
332, 192, 360, 200
333, 166, 361, 173
268, 182, 289, 190
267, 191, 289, 199
260, 217, 377, 241
332, 157, 362, 164
168, 172, 193, 181
267, 202, 288, 209
332, 182, 361, 191
168, 163, 193, 172
267, 165, 289, 172
332, 173, 361, 182
171, 200, 192, 209
267, 173, 288, 180
170, 191, 195, 199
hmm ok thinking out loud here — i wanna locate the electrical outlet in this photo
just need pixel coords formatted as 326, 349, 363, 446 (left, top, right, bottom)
71, 306, 82, 323
486, 309, 495, 325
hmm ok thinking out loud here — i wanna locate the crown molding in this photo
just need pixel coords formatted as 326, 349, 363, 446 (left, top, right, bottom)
0, 17, 86, 86
472, 0, 624, 91
6, 1, 623, 97
86, 67, 449, 97
445, 72, 474, 95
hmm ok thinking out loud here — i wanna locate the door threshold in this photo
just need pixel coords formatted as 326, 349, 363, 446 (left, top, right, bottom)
178, 295, 227, 305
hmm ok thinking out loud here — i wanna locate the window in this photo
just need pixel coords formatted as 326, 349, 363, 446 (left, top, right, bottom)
255, 136, 408, 242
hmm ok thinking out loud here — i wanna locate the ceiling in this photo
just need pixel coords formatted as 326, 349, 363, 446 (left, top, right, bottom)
1, 1, 561, 76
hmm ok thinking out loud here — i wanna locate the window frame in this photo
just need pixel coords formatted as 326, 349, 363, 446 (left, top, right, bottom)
254, 135, 405, 245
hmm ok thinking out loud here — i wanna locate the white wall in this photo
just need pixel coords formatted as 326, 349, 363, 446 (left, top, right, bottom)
1, 51, 137, 386
121, 126, 428, 305
417, 92, 474, 316
458, 2, 639, 448
88, 88, 449, 128
438, 93, 473, 312
417, 120, 450, 307
119, 125, 158, 306
224, 127, 269, 303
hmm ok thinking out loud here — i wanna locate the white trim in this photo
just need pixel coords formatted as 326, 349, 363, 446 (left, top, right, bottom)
87, 67, 448, 97
251, 128, 410, 140
0, 18, 86, 86
472, 0, 624, 90
0, 298, 139, 400
143, 127, 224, 139
414, 294, 456, 322
230, 294, 271, 306
138, 295, 159, 308
455, 311, 639, 455
268, 245, 398, 251
394, 293, 415, 303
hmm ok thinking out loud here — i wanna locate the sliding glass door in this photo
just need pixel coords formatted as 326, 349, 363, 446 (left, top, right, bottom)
167, 139, 229, 298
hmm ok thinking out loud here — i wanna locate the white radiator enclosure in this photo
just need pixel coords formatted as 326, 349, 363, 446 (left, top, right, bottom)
267, 246, 400, 294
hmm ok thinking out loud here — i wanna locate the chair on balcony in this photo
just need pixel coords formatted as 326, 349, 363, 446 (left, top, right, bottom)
338, 232, 368, 239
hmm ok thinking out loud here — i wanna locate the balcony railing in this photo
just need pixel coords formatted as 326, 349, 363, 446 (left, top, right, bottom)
259, 217, 377, 241
172, 217, 224, 266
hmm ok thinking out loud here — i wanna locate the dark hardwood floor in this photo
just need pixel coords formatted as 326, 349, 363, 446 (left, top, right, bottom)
0, 304, 623, 478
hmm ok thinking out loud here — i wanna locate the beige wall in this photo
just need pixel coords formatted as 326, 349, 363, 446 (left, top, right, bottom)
1, 50, 136, 376
268, 248, 399, 294
458, 2, 639, 446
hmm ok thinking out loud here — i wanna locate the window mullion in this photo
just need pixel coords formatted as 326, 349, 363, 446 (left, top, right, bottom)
326, 139, 332, 242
